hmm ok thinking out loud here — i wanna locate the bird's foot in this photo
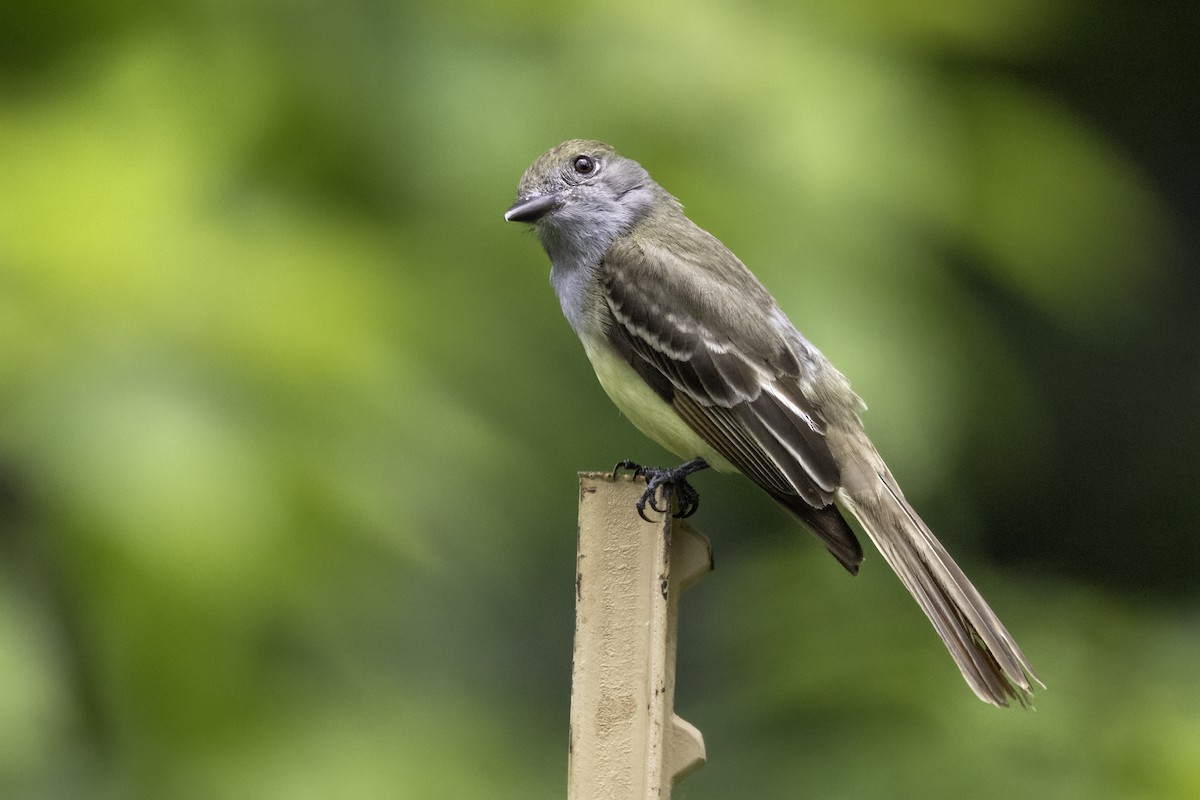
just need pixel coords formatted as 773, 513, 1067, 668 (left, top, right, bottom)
612, 458, 709, 522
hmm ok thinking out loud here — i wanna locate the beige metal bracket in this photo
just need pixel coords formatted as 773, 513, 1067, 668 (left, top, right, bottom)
568, 471, 712, 799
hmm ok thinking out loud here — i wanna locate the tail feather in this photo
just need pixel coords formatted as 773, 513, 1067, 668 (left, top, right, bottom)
838, 470, 1040, 707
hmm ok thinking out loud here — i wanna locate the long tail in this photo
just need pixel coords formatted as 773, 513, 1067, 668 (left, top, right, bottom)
837, 469, 1041, 707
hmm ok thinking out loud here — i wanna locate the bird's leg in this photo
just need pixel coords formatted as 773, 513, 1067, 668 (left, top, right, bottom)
612, 458, 710, 521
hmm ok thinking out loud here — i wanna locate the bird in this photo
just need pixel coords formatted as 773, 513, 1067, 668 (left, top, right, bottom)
504, 139, 1040, 707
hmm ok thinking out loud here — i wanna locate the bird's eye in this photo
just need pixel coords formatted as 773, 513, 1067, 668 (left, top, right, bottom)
572, 155, 596, 175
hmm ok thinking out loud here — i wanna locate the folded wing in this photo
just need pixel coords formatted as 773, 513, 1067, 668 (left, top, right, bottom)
601, 230, 863, 571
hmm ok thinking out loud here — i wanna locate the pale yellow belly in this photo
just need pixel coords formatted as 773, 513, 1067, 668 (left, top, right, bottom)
582, 338, 736, 473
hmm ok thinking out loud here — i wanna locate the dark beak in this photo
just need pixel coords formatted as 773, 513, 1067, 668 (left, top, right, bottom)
504, 192, 562, 223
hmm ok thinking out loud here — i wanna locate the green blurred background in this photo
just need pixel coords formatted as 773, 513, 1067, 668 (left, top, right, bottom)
1, 0, 1197, 797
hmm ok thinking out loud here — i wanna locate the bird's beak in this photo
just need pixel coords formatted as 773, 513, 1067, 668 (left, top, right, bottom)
504, 192, 562, 223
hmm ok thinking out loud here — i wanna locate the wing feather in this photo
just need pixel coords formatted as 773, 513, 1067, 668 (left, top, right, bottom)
601, 227, 863, 570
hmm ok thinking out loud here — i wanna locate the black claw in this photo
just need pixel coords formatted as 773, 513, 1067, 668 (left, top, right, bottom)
674, 481, 701, 518
635, 496, 653, 523
612, 459, 644, 480
613, 458, 710, 520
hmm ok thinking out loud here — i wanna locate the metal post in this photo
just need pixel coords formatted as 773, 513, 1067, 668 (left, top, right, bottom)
569, 471, 711, 799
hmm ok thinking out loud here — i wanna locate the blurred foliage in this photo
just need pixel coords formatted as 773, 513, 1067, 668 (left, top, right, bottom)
0, 0, 1197, 798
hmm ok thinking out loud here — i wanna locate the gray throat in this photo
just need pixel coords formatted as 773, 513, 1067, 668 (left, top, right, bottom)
540, 221, 622, 337
549, 257, 603, 335
538, 181, 669, 336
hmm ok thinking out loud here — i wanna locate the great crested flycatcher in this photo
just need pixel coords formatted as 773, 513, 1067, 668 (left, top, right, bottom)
504, 139, 1039, 707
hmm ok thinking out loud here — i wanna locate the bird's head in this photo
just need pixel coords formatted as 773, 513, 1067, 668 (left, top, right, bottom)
504, 140, 661, 259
